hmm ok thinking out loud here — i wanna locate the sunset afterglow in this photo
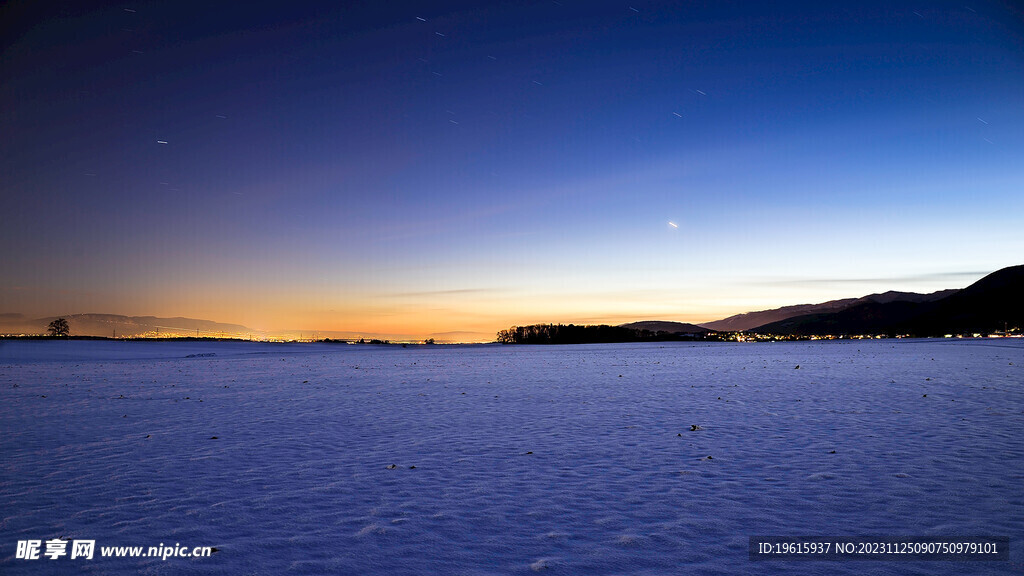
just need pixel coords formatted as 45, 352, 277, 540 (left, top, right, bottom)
3, 2, 1023, 340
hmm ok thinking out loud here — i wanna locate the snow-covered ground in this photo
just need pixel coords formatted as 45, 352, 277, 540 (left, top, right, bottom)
1, 339, 1021, 575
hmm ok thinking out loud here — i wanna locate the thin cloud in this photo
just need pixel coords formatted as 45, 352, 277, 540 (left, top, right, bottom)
751, 271, 989, 287
387, 288, 502, 298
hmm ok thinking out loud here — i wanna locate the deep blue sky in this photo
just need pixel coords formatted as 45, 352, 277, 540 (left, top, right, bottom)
3, 1, 1023, 339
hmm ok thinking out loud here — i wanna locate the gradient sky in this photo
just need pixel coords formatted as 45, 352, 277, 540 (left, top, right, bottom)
3, 1, 1023, 340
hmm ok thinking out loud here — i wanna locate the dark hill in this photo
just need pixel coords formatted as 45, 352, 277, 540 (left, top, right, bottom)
619, 321, 709, 334
698, 300, 856, 332
754, 265, 1023, 336
2, 314, 255, 338
701, 290, 955, 332
904, 265, 1024, 335
753, 301, 925, 336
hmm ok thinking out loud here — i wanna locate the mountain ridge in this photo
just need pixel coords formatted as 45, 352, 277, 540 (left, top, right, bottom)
619, 321, 709, 334
4, 267, 1019, 340
754, 265, 1023, 336
0, 313, 253, 338
699, 289, 957, 332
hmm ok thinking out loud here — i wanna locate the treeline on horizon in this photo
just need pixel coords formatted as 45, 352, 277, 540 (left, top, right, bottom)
496, 324, 705, 345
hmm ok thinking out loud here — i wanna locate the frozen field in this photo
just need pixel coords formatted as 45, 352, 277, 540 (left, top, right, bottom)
1, 338, 1022, 575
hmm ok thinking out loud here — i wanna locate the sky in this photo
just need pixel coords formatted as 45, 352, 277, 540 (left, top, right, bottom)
2, 0, 1023, 340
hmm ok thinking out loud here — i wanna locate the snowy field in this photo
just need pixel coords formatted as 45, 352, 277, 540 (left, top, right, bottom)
1, 339, 1022, 575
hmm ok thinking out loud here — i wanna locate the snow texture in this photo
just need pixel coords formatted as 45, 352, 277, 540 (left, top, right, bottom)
1, 339, 1022, 574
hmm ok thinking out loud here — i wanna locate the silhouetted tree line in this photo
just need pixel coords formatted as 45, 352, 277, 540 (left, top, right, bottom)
496, 324, 704, 344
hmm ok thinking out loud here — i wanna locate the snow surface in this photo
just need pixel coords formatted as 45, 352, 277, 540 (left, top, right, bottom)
1, 339, 1022, 575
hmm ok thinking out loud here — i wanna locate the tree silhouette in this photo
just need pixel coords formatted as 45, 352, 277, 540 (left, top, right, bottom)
47, 318, 70, 337
495, 323, 706, 344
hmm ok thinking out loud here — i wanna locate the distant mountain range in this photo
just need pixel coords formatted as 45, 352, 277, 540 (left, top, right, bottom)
618, 265, 1022, 338
752, 265, 1023, 336
700, 289, 957, 332
619, 321, 709, 334
0, 314, 253, 338
5, 266, 1021, 341
0, 313, 491, 343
